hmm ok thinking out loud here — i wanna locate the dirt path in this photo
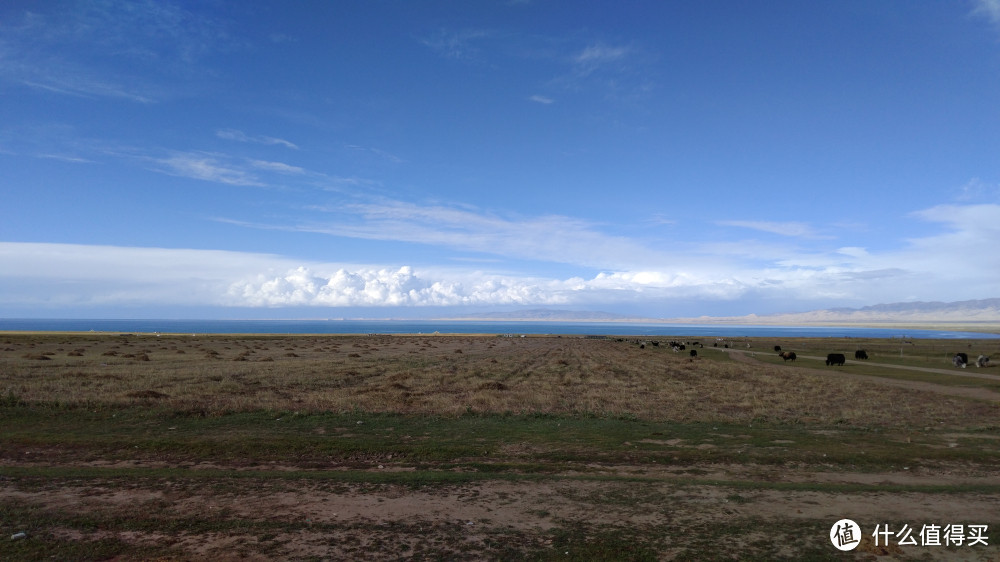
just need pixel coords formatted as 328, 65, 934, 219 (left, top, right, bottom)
790, 354, 1000, 382
722, 350, 1000, 401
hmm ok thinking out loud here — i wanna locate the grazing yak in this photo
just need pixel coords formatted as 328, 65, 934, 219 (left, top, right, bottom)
977, 355, 991, 368
778, 351, 797, 362
826, 353, 846, 366
854, 349, 868, 360
690, 349, 698, 357
953, 352, 969, 368
774, 345, 782, 352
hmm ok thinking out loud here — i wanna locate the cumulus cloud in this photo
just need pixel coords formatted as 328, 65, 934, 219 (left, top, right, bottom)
228, 266, 566, 307
227, 264, 798, 309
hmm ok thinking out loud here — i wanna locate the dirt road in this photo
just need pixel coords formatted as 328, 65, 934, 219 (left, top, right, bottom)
720, 349, 1000, 401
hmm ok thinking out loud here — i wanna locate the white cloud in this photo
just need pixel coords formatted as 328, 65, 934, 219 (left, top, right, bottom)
421, 29, 491, 60
903, 204, 1000, 265
36, 153, 94, 164
216, 129, 298, 150
0, 242, 294, 308
571, 43, 631, 78
250, 159, 305, 175
13, 74, 156, 103
3, 203, 998, 313
0, 1, 234, 102
575, 43, 629, 65
289, 199, 673, 270
973, 0, 1000, 26
529, 94, 554, 104
153, 152, 264, 186
836, 247, 870, 259
229, 266, 566, 307
344, 144, 403, 164
717, 220, 829, 239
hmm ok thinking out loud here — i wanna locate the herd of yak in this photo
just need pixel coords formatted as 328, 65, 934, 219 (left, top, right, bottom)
773, 345, 991, 368
628, 340, 992, 369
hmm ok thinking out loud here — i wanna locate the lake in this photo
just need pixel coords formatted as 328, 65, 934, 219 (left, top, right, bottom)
1, 318, 998, 339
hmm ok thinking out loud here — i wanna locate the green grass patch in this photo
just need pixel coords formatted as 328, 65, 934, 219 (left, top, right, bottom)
3, 406, 998, 471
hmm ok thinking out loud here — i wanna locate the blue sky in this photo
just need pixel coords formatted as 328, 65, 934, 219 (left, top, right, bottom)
2, 0, 1000, 319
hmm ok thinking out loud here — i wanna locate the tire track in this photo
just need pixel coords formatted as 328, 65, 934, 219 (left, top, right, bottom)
721, 349, 1000, 401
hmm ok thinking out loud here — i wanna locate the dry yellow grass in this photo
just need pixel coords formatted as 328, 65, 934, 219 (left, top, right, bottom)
1, 333, 995, 427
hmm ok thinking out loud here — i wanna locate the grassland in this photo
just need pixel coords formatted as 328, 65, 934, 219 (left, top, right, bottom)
2, 333, 998, 560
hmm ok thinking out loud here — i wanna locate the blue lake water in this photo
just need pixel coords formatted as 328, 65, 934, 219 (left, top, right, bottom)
1, 318, 998, 339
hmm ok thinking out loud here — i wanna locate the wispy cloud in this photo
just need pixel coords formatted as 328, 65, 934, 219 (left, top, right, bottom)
529, 94, 554, 104
249, 159, 306, 175
906, 203, 1000, 255
546, 40, 654, 102
717, 220, 830, 239
345, 144, 403, 164
421, 29, 492, 60
268, 33, 297, 44
10, 70, 156, 103
36, 153, 94, 164
0, 1, 233, 102
285, 199, 671, 270
152, 152, 264, 187
570, 42, 633, 80
574, 43, 629, 66
956, 177, 1000, 201
216, 129, 299, 150
972, 0, 1000, 27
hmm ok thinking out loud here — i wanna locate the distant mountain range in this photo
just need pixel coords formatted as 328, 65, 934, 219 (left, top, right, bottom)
441, 299, 1000, 326
444, 309, 641, 322
741, 298, 1000, 326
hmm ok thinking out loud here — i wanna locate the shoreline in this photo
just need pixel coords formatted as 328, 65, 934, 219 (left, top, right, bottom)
3, 318, 999, 337
440, 319, 1000, 334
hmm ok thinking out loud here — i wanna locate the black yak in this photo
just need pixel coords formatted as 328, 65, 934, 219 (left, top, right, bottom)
778, 351, 796, 361
826, 353, 846, 366
953, 352, 969, 368
854, 349, 868, 360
